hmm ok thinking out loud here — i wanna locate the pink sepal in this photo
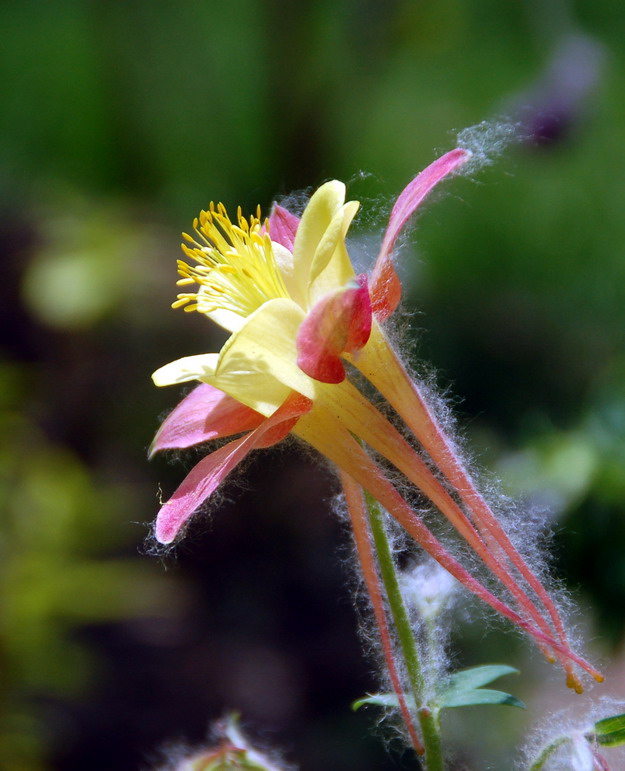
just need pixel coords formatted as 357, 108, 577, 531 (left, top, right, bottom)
296, 274, 372, 384
370, 148, 471, 320
267, 204, 300, 250
149, 383, 264, 458
154, 393, 313, 544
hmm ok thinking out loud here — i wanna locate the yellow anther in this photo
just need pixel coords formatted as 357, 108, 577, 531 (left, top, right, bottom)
172, 202, 290, 320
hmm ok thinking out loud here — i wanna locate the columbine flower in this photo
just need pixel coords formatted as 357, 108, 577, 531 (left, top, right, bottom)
150, 148, 601, 698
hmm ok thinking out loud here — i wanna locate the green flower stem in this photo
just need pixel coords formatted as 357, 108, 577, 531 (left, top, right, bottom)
364, 492, 444, 771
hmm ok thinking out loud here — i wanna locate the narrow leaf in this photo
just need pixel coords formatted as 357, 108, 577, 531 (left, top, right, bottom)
439, 688, 525, 710
438, 664, 519, 697
352, 693, 415, 712
352, 684, 525, 712
593, 713, 625, 747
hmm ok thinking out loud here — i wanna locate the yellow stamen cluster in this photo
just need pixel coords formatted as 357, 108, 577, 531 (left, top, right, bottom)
174, 202, 289, 319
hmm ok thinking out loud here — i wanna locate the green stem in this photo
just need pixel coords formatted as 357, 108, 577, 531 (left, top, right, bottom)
364, 491, 444, 771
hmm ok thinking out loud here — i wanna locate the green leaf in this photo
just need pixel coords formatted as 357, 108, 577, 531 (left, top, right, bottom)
438, 664, 519, 695
437, 665, 524, 710
352, 665, 525, 713
352, 693, 414, 712
438, 688, 525, 709
592, 713, 625, 747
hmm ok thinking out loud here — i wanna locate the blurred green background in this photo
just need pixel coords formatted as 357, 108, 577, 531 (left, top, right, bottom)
2, 1, 625, 769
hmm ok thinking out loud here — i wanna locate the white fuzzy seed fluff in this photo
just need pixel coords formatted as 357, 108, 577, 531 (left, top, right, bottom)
397, 556, 462, 703
399, 559, 458, 623
570, 735, 596, 771
455, 119, 523, 174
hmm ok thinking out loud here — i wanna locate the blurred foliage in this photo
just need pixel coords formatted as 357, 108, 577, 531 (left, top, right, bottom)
0, 364, 176, 770
2, 0, 625, 769
21, 202, 148, 330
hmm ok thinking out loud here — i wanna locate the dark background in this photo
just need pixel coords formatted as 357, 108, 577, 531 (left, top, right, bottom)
2, 1, 625, 769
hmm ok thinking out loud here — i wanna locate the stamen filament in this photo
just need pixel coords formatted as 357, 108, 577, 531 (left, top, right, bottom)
174, 202, 290, 320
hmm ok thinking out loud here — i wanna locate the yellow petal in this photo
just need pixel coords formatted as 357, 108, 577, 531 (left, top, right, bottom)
152, 353, 220, 386
308, 201, 357, 285
271, 241, 301, 302
204, 308, 246, 333
209, 370, 292, 417
154, 348, 292, 418
309, 200, 360, 304
292, 180, 345, 298
215, 297, 317, 411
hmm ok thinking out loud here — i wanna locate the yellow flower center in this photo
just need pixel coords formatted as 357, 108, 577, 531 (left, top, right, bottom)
174, 202, 289, 319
